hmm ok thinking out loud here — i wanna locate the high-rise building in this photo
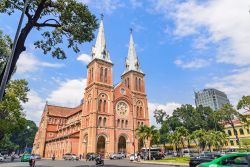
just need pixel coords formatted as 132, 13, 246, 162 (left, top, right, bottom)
194, 88, 230, 111
32, 18, 149, 158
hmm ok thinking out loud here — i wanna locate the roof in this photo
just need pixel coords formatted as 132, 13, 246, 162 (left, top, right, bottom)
47, 104, 82, 118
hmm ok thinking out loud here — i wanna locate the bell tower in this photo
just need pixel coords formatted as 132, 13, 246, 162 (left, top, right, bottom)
80, 16, 115, 155
121, 30, 149, 150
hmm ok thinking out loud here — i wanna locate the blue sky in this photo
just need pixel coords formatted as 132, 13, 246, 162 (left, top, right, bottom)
1, 0, 250, 125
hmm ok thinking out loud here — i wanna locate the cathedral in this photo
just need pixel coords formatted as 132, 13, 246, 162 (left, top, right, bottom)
32, 18, 150, 158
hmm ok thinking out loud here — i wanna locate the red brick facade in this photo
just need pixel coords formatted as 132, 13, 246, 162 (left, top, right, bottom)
33, 21, 149, 158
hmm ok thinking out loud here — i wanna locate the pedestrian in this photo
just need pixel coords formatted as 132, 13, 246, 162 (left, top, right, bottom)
82, 153, 84, 159
80, 154, 82, 160
137, 152, 141, 162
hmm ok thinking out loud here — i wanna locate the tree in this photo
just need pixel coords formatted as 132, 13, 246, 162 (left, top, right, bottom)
0, 0, 98, 83
217, 104, 248, 145
0, 79, 29, 141
153, 109, 168, 124
237, 95, 250, 111
191, 129, 207, 151
0, 30, 11, 72
11, 120, 38, 151
175, 126, 189, 150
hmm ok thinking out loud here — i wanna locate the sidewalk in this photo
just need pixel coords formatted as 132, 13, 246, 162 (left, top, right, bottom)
133, 160, 189, 167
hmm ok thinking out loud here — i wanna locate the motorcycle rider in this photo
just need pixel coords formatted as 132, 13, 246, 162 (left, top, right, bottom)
52, 153, 55, 160
29, 154, 35, 167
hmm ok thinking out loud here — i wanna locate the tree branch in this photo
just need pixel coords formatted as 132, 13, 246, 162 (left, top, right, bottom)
7, 0, 23, 11
43, 19, 61, 25
34, 23, 61, 28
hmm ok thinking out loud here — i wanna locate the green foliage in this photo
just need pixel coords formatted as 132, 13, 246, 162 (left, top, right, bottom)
0, 30, 11, 73
0, 0, 98, 59
237, 95, 250, 111
240, 138, 250, 149
0, 79, 29, 141
153, 157, 190, 163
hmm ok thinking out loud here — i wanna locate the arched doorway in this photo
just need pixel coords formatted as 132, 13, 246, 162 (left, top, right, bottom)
118, 136, 126, 153
83, 135, 88, 156
97, 136, 106, 155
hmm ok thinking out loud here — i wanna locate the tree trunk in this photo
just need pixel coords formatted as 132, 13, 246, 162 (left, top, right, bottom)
0, 22, 33, 84
231, 122, 240, 146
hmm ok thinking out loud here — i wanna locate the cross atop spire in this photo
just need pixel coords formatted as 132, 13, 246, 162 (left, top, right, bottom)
90, 15, 111, 63
123, 30, 143, 74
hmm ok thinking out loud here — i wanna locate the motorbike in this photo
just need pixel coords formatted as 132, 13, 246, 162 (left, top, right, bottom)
95, 156, 104, 166
10, 156, 14, 162
29, 159, 35, 167
52, 156, 55, 160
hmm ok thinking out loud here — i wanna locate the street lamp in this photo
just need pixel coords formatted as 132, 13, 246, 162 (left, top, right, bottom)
25, 126, 30, 153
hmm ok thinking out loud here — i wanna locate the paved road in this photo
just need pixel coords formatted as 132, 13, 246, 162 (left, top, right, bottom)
0, 159, 181, 167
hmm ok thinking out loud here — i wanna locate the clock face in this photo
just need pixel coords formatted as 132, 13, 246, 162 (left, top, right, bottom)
116, 101, 129, 116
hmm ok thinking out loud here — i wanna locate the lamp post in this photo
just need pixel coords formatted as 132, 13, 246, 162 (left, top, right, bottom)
25, 126, 30, 153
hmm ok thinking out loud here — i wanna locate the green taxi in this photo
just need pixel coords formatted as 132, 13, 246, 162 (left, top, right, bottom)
21, 154, 31, 162
198, 153, 250, 167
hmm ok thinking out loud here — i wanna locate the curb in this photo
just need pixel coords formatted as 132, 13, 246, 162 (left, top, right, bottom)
133, 161, 189, 167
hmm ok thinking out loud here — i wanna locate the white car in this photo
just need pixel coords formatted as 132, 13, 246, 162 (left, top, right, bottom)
0, 155, 4, 161
129, 154, 138, 161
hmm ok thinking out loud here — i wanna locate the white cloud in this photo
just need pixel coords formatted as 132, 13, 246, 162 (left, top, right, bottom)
130, 0, 143, 8
47, 78, 87, 107
206, 67, 250, 105
148, 102, 181, 127
77, 53, 92, 64
17, 52, 64, 74
22, 90, 45, 125
174, 58, 210, 69
80, 0, 124, 14
152, 0, 250, 66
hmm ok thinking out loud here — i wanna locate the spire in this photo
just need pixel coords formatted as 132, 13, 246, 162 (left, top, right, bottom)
91, 15, 111, 63
124, 29, 143, 74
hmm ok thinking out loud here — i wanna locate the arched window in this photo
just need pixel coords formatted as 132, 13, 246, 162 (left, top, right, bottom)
88, 69, 91, 83
239, 128, 244, 135
104, 68, 108, 83
140, 107, 143, 117
125, 78, 127, 86
103, 100, 106, 112
234, 129, 238, 135
87, 101, 90, 111
125, 120, 128, 128
228, 130, 232, 136
137, 106, 139, 117
139, 78, 141, 91
100, 67, 103, 82
135, 77, 138, 90
117, 119, 120, 127
98, 117, 102, 127
121, 120, 124, 128
141, 122, 144, 126
98, 100, 102, 112
103, 117, 107, 127
91, 67, 94, 81
127, 78, 130, 88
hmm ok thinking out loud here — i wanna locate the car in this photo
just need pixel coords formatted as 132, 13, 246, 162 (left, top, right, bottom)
109, 153, 124, 159
21, 154, 31, 162
189, 152, 222, 167
129, 154, 138, 161
0, 155, 4, 161
34, 154, 41, 159
63, 153, 79, 160
198, 153, 250, 167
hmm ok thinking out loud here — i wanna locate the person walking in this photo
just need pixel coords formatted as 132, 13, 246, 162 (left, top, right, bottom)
79, 154, 82, 160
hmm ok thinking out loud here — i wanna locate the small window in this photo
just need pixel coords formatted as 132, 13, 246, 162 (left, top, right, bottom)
100, 67, 103, 82
98, 117, 102, 127
98, 100, 102, 112
103, 118, 106, 127
104, 68, 108, 83
121, 120, 124, 128
234, 129, 238, 136
228, 130, 232, 136
230, 140, 234, 146
247, 129, 250, 134
103, 100, 106, 112
117, 119, 120, 127
239, 128, 244, 135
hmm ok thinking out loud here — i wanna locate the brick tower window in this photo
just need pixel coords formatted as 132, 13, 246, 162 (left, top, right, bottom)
103, 100, 106, 112
98, 100, 102, 112
139, 78, 141, 91
100, 67, 103, 82
98, 117, 102, 127
103, 117, 107, 127
127, 78, 130, 88
104, 68, 108, 83
135, 77, 138, 90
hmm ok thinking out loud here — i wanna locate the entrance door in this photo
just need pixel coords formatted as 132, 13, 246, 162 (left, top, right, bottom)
118, 136, 126, 153
97, 136, 106, 154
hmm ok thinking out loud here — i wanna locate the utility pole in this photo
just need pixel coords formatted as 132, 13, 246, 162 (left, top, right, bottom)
0, 0, 31, 101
